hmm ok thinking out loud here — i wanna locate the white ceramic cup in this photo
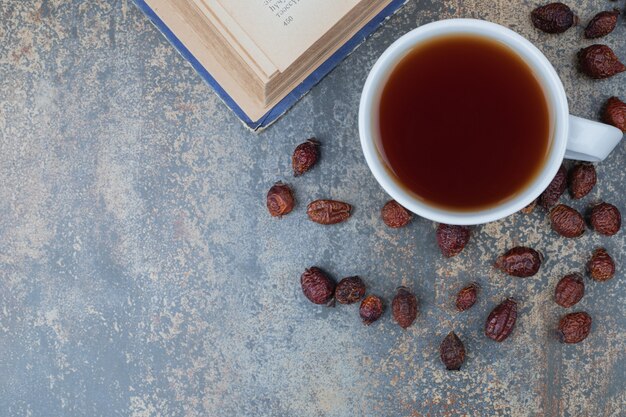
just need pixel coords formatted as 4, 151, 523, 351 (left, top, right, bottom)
359, 19, 623, 225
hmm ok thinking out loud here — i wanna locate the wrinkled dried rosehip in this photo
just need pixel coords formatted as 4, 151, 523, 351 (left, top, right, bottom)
579, 45, 626, 79
266, 182, 295, 217
392, 286, 418, 329
455, 283, 479, 312
300, 267, 336, 305
585, 9, 619, 39
568, 163, 596, 199
436, 224, 471, 257
550, 204, 585, 238
292, 139, 320, 176
539, 165, 567, 209
440, 331, 466, 371
558, 312, 592, 344
590, 202, 621, 236
554, 273, 584, 308
531, 2, 577, 33
521, 199, 538, 214
587, 248, 615, 281
603, 97, 626, 132
360, 295, 384, 325
495, 247, 543, 277
307, 199, 351, 225
335, 276, 366, 305
485, 299, 517, 342
381, 200, 412, 228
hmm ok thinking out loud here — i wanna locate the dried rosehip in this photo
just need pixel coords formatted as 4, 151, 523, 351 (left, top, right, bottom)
584, 9, 619, 39
307, 199, 351, 225
266, 182, 295, 217
554, 273, 584, 308
455, 283, 479, 312
521, 199, 538, 214
531, 3, 577, 33
436, 224, 471, 257
494, 247, 543, 277
603, 97, 626, 132
381, 200, 412, 228
292, 139, 320, 176
439, 332, 466, 371
568, 163, 596, 199
539, 165, 567, 209
300, 267, 336, 305
360, 295, 384, 325
558, 312, 592, 344
579, 45, 626, 79
590, 202, 621, 236
549, 204, 585, 238
587, 248, 615, 281
392, 286, 418, 329
335, 276, 366, 305
485, 299, 517, 342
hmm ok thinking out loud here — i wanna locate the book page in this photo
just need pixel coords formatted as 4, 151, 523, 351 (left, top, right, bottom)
211, 0, 361, 72
190, 0, 278, 78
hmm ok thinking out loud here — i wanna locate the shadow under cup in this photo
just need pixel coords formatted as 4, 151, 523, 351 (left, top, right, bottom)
360, 21, 569, 225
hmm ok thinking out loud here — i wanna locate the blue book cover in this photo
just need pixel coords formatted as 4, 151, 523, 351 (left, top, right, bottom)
132, 0, 407, 131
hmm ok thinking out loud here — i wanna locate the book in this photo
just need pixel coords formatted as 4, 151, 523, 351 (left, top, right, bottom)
132, 0, 407, 130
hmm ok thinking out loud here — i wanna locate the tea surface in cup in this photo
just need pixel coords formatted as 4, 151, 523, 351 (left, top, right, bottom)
377, 35, 551, 211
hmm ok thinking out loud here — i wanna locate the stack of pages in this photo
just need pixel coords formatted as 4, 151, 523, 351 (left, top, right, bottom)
134, 0, 406, 130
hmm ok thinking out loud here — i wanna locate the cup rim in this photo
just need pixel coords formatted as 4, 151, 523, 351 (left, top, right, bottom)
358, 18, 569, 225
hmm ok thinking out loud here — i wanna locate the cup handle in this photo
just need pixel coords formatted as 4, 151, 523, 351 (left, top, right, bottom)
565, 115, 623, 162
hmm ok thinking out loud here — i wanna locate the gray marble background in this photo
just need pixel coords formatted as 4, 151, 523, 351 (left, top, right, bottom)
1, 1, 624, 416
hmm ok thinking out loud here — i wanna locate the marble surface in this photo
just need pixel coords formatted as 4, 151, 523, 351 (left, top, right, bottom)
0, 1, 624, 416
